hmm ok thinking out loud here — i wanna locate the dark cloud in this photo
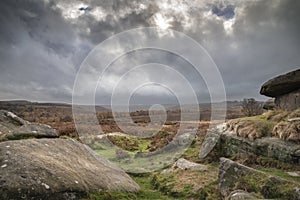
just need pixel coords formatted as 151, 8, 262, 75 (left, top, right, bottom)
0, 0, 299, 104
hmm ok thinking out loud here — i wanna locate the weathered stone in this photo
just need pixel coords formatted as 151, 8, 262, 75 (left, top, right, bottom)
263, 98, 276, 110
275, 89, 300, 111
260, 69, 300, 110
287, 172, 300, 177
199, 124, 300, 164
161, 158, 208, 174
218, 158, 261, 197
199, 124, 224, 159
221, 134, 300, 164
260, 69, 300, 97
0, 139, 140, 200
174, 158, 208, 171
0, 110, 58, 141
227, 190, 258, 200
294, 187, 300, 200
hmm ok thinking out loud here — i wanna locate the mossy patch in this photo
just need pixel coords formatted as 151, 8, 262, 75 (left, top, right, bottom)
233, 172, 299, 199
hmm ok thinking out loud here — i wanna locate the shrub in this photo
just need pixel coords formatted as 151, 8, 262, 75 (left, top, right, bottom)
241, 98, 263, 117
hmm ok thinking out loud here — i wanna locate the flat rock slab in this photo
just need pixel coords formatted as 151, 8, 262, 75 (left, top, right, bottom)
161, 158, 208, 174
260, 69, 300, 97
198, 124, 224, 159
0, 138, 140, 200
287, 171, 300, 177
0, 110, 58, 141
175, 158, 208, 171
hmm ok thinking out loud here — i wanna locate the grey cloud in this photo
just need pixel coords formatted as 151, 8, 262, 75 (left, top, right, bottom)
0, 0, 299, 104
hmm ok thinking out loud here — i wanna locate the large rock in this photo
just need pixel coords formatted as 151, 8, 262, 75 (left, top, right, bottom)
199, 124, 223, 159
0, 110, 58, 141
260, 69, 300, 97
0, 139, 140, 199
218, 158, 260, 197
221, 134, 300, 164
260, 69, 300, 110
219, 158, 300, 199
199, 124, 300, 164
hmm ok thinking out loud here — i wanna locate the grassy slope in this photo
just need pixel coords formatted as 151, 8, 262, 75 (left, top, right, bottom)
85, 111, 300, 199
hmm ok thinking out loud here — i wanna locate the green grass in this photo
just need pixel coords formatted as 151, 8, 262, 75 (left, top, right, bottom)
239, 114, 267, 121
81, 174, 178, 200
133, 174, 176, 200
238, 114, 275, 137
257, 167, 300, 183
233, 170, 300, 199
107, 135, 151, 153
182, 138, 202, 163
82, 191, 137, 200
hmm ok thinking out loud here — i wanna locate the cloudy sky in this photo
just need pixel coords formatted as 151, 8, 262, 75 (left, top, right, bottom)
0, 0, 299, 104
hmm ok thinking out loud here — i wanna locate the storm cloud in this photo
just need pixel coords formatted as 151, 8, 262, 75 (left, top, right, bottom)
0, 0, 299, 104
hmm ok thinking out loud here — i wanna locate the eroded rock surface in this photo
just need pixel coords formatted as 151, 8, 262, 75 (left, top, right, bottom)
275, 89, 300, 111
260, 69, 300, 110
0, 110, 58, 141
227, 190, 258, 200
161, 158, 208, 174
260, 69, 300, 97
199, 124, 223, 159
199, 124, 300, 164
0, 139, 140, 200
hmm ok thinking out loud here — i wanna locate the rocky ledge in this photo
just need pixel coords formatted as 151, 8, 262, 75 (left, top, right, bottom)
260, 69, 300, 110
0, 110, 58, 141
199, 123, 300, 164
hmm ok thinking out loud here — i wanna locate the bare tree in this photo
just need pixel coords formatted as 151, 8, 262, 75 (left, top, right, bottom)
241, 98, 263, 117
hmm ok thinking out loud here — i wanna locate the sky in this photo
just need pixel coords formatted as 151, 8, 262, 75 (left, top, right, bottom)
0, 0, 299, 105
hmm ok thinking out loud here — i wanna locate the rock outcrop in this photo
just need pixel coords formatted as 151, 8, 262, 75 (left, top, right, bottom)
0, 138, 140, 199
198, 124, 223, 159
263, 98, 276, 110
260, 69, 300, 110
219, 158, 260, 198
219, 158, 300, 199
0, 110, 58, 141
199, 124, 300, 164
0, 110, 140, 199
